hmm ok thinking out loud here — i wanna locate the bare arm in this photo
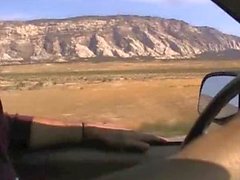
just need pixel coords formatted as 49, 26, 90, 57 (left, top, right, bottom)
6, 114, 84, 149
6, 114, 167, 152
30, 117, 84, 149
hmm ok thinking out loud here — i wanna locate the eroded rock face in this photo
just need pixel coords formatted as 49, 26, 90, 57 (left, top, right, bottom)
0, 15, 240, 64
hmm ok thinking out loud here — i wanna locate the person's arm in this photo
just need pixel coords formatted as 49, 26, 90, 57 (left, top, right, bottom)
6, 114, 84, 149
6, 113, 167, 152
30, 116, 84, 149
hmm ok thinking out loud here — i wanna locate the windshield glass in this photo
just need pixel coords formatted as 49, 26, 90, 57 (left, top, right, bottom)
0, 0, 239, 138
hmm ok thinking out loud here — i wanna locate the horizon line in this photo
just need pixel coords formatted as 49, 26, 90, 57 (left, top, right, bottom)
0, 14, 238, 37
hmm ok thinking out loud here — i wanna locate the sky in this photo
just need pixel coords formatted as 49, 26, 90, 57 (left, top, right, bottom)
0, 0, 239, 36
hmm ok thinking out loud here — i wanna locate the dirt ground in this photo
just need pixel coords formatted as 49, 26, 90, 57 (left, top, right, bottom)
0, 60, 239, 136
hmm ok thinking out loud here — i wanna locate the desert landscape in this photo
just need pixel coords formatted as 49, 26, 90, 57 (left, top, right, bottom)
1, 60, 239, 137
1, 15, 240, 137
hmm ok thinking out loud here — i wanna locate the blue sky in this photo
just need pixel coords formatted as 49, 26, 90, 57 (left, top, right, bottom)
0, 0, 239, 36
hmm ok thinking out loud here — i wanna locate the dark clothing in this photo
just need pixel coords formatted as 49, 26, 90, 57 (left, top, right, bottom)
0, 101, 15, 180
0, 162, 16, 180
0, 100, 33, 180
0, 103, 9, 155
7, 114, 33, 150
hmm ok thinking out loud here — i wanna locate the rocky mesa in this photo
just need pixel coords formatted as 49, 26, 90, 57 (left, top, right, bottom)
0, 15, 240, 64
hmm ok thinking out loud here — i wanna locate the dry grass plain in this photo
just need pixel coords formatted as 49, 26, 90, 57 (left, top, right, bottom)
0, 60, 239, 137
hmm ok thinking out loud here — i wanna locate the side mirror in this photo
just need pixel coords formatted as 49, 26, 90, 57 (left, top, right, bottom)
198, 72, 239, 120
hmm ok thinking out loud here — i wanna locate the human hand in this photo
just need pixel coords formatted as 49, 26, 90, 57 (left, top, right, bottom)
83, 124, 167, 153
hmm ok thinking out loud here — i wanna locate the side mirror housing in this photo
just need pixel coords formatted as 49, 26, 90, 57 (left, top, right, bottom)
198, 72, 239, 120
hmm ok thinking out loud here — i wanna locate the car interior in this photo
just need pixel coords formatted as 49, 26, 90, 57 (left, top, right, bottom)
8, 0, 240, 179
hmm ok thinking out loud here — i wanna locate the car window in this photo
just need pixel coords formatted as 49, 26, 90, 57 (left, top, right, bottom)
0, 0, 239, 138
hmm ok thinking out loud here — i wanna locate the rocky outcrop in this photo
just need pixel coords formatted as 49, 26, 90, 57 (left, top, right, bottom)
0, 15, 240, 64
